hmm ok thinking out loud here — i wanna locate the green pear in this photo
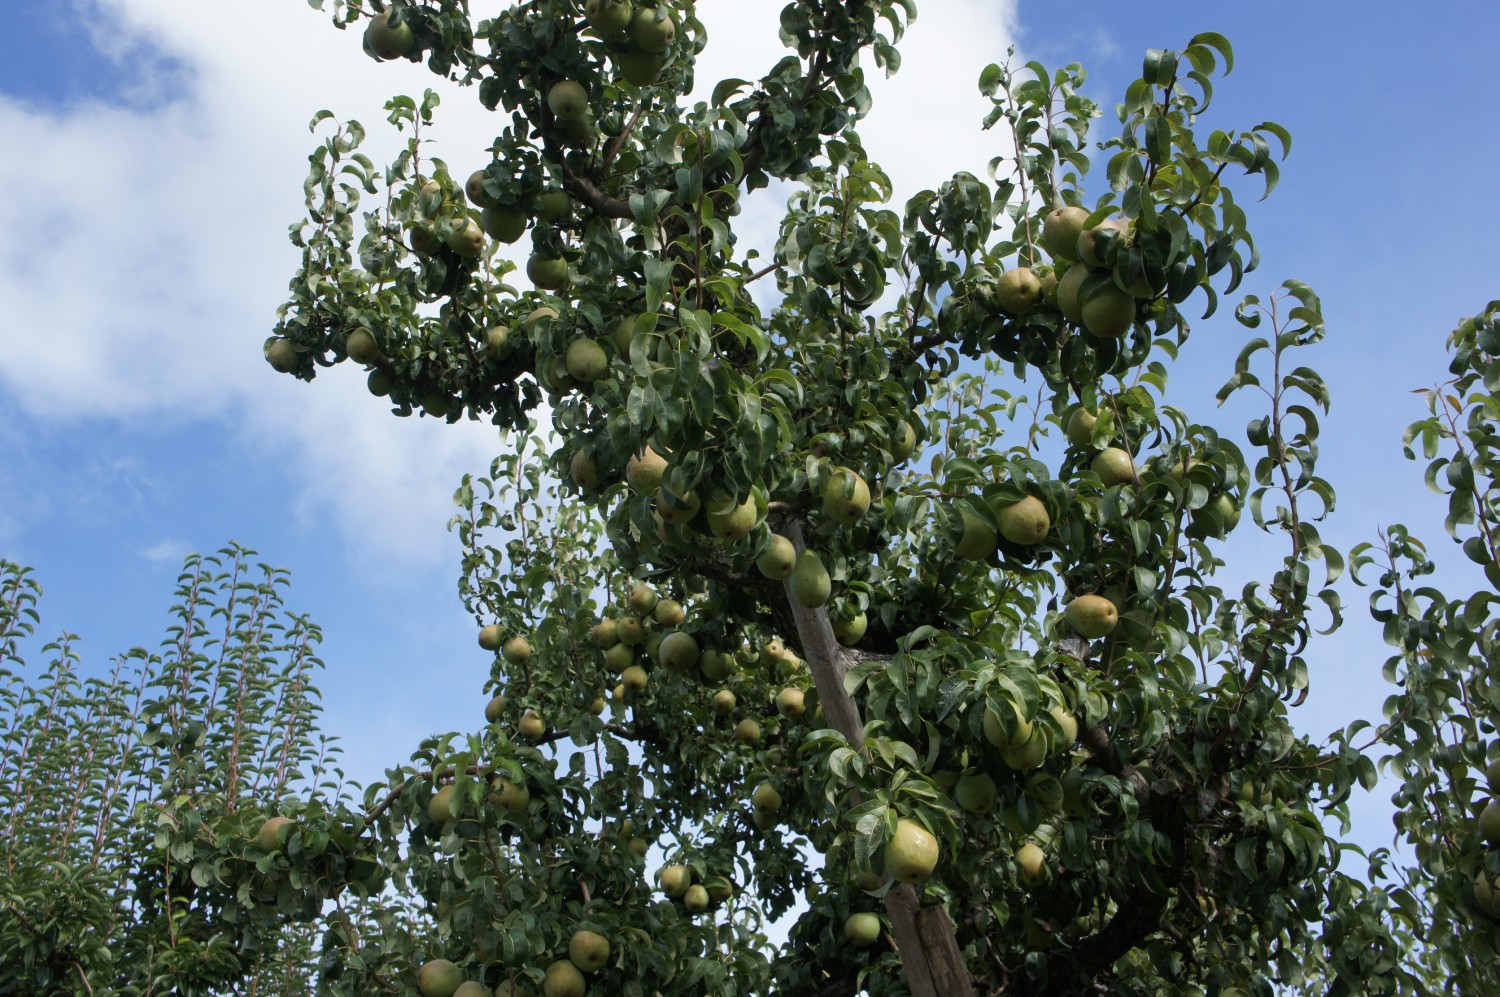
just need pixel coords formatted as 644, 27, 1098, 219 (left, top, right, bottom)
1065, 407, 1097, 447
564, 339, 608, 382
1065, 594, 1119, 639
954, 772, 998, 813
417, 959, 464, 997
547, 80, 589, 119
569, 929, 610, 972
844, 912, 881, 946
996, 495, 1050, 545
996, 266, 1043, 315
1056, 263, 1090, 322
823, 468, 871, 522
956, 508, 998, 560
1092, 447, 1137, 486
832, 611, 867, 646
883, 819, 939, 885
346, 327, 380, 364
757, 534, 797, 580
790, 550, 832, 608
658, 631, 699, 671
1081, 282, 1136, 338
481, 204, 527, 243
1042, 205, 1090, 260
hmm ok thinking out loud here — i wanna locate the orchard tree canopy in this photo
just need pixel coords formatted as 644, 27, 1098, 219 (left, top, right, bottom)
89, 0, 1494, 995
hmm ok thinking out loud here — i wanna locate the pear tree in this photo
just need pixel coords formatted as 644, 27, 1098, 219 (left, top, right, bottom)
257, 1, 1499, 994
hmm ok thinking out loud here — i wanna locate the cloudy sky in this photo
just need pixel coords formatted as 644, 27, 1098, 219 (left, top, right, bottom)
2, 0, 1497, 867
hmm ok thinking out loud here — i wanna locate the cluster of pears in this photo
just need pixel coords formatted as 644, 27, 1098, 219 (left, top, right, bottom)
751, 465, 876, 615
953, 491, 1054, 563
426, 767, 531, 830
479, 624, 548, 742
992, 204, 1151, 341
416, 925, 609, 997
589, 581, 712, 701
977, 698, 1079, 778
658, 862, 735, 915
1473, 752, 1500, 918
584, 0, 680, 87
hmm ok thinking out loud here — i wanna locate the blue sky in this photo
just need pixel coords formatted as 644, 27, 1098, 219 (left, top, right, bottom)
1, 0, 1497, 872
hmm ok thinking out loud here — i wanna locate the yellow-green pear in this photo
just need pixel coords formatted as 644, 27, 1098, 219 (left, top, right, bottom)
569, 929, 610, 973
776, 687, 806, 718
1016, 841, 1047, 886
1042, 205, 1090, 260
1065, 594, 1119, 639
996, 266, 1043, 315
883, 819, 939, 885
653, 598, 685, 627
517, 709, 546, 741
823, 468, 871, 523
844, 912, 881, 946
417, 959, 464, 997
757, 534, 796, 580
479, 624, 503, 651
1092, 447, 1137, 486
659, 864, 690, 897
655, 484, 701, 525
503, 636, 532, 664
255, 816, 295, 853
707, 493, 758, 541
683, 883, 710, 912
491, 778, 529, 811
484, 694, 506, 723
956, 508, 998, 560
996, 495, 1050, 545
428, 785, 456, 825
542, 959, 585, 997
790, 550, 831, 608
1065, 407, 1097, 447
833, 612, 867, 646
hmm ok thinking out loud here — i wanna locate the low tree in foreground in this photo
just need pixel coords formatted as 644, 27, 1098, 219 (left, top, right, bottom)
0, 546, 413, 996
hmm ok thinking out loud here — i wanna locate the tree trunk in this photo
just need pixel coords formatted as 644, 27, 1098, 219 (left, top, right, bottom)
780, 522, 975, 997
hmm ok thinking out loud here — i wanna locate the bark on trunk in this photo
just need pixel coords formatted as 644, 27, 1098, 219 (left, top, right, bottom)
780, 522, 975, 997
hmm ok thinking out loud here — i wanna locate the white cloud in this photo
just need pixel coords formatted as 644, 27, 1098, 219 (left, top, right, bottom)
137, 538, 189, 564
0, 0, 1018, 570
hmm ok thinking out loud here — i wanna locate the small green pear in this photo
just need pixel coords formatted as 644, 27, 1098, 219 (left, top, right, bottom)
956, 509, 998, 560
